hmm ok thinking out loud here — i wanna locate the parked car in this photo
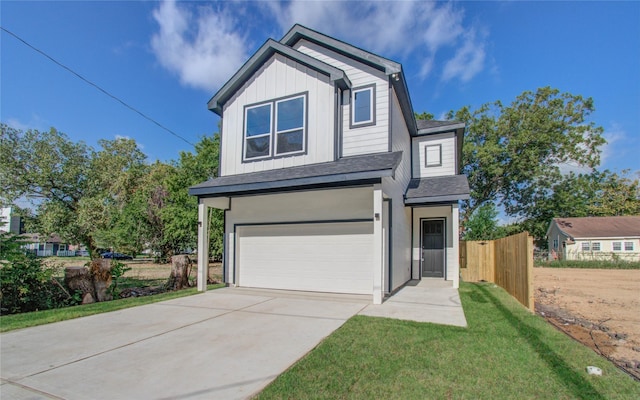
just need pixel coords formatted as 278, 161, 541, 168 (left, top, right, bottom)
101, 252, 133, 260
76, 250, 90, 257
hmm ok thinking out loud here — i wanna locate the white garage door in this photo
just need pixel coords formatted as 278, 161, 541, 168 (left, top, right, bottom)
237, 221, 373, 294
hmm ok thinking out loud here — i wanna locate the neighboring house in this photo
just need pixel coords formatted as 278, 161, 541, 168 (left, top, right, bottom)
22, 233, 75, 257
0, 207, 24, 235
189, 25, 470, 303
547, 216, 640, 262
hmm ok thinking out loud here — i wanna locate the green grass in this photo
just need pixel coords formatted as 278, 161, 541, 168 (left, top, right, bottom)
257, 282, 639, 399
536, 259, 640, 269
0, 284, 224, 333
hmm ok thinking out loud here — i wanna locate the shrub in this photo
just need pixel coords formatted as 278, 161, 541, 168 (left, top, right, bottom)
0, 231, 76, 315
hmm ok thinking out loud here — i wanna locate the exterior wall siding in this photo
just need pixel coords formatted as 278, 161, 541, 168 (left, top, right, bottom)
565, 238, 640, 261
293, 40, 389, 156
220, 53, 335, 176
412, 133, 456, 178
382, 88, 412, 292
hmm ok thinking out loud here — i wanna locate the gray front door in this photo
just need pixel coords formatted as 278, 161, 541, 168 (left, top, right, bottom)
422, 220, 445, 278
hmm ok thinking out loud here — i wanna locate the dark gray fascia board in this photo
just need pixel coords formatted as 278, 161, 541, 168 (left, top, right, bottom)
280, 24, 402, 75
281, 24, 417, 137
404, 193, 470, 205
415, 121, 466, 136
189, 169, 391, 197
391, 70, 417, 136
207, 39, 351, 115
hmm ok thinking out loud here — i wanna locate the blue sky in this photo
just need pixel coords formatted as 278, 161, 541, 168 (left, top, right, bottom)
2, 1, 639, 174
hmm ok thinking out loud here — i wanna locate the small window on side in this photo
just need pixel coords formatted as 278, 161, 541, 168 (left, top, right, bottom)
350, 85, 375, 127
581, 242, 590, 251
625, 242, 634, 251
425, 144, 442, 167
553, 239, 558, 250
613, 242, 621, 251
592, 242, 601, 251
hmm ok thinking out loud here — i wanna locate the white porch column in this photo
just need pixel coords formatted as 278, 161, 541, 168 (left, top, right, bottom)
372, 184, 384, 304
451, 203, 460, 289
197, 201, 210, 292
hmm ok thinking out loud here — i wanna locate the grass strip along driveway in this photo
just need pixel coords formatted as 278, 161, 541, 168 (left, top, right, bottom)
258, 282, 639, 399
0, 284, 224, 333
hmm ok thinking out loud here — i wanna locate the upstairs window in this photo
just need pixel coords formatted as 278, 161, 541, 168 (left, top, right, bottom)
350, 84, 375, 128
425, 144, 442, 167
276, 96, 305, 155
243, 93, 307, 161
245, 104, 272, 160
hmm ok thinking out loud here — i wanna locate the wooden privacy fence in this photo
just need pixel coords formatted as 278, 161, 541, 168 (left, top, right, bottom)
460, 231, 534, 311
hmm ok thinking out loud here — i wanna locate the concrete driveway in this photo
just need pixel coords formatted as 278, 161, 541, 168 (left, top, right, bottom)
1, 289, 368, 400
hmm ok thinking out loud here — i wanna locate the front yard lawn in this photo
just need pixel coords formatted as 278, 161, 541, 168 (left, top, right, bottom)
258, 282, 639, 399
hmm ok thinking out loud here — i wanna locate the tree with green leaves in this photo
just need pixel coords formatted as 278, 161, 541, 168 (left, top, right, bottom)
0, 124, 147, 258
163, 135, 223, 260
447, 87, 606, 238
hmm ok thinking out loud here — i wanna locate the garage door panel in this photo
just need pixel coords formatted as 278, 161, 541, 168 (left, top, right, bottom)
237, 222, 373, 294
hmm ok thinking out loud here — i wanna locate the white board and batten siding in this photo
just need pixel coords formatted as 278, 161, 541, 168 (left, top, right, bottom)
220, 53, 335, 177
225, 187, 376, 294
412, 133, 456, 178
382, 88, 412, 291
293, 39, 390, 156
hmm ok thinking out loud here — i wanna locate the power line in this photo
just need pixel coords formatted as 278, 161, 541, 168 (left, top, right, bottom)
0, 26, 195, 147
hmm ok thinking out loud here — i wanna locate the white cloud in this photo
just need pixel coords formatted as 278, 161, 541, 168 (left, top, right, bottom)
600, 124, 626, 168
150, 0, 250, 92
149, 1, 489, 90
442, 29, 486, 82
266, 1, 488, 82
5, 116, 49, 132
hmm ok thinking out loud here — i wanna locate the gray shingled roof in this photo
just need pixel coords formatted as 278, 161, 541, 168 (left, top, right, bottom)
404, 175, 470, 204
189, 152, 402, 197
553, 216, 640, 239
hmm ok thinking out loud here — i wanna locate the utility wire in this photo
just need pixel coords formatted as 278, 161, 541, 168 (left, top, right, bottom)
0, 26, 195, 147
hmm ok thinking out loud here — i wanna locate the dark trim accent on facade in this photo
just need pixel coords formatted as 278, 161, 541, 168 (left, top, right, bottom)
208, 39, 351, 115
349, 84, 377, 129
405, 194, 469, 205
218, 121, 223, 175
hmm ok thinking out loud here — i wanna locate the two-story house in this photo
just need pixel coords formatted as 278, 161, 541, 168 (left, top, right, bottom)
189, 25, 469, 304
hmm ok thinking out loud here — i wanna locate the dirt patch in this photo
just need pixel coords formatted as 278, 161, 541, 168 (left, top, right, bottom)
48, 258, 223, 297
534, 268, 640, 379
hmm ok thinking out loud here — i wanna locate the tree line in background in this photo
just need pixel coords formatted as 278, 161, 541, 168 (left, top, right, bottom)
0, 124, 222, 261
1, 87, 639, 256
436, 86, 640, 242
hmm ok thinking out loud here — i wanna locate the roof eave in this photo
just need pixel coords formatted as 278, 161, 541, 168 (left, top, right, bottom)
207, 39, 351, 116
280, 24, 402, 75
404, 193, 470, 205
188, 169, 393, 198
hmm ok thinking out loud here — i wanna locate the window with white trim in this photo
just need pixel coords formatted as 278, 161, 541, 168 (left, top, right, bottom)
553, 239, 558, 249
243, 93, 307, 161
592, 242, 601, 251
613, 242, 621, 251
425, 144, 442, 167
625, 242, 634, 251
350, 85, 375, 127
581, 242, 590, 251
